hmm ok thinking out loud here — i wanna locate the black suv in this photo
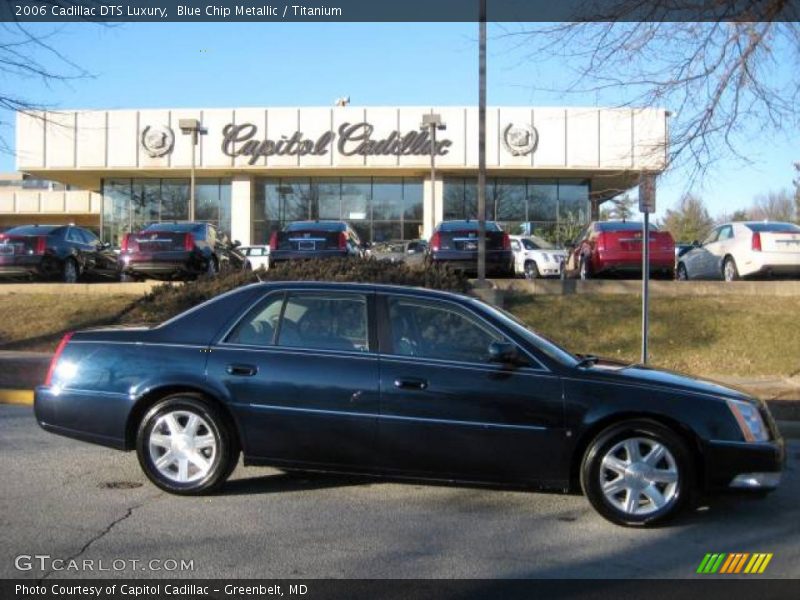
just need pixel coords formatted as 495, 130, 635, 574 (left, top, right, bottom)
0, 224, 117, 283
268, 221, 368, 265
118, 222, 245, 281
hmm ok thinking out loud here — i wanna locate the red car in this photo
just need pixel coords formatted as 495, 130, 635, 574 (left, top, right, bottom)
565, 221, 675, 279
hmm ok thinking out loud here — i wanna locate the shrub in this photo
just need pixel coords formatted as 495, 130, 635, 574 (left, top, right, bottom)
125, 258, 471, 324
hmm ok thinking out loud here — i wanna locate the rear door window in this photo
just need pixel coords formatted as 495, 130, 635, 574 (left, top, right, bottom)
277, 293, 369, 353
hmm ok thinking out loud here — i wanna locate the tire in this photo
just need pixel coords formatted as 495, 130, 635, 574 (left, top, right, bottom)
524, 260, 540, 280
723, 256, 739, 282
579, 256, 591, 280
206, 257, 218, 278
135, 394, 239, 495
62, 258, 79, 284
580, 419, 693, 527
677, 263, 689, 281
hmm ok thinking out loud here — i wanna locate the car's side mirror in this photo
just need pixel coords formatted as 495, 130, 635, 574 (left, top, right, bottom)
692, 240, 701, 247
564, 241, 576, 250
232, 239, 242, 248
488, 341, 519, 364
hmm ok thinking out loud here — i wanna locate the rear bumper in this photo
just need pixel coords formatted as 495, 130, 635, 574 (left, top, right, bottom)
430, 251, 514, 275
594, 255, 675, 273
270, 250, 351, 262
119, 251, 202, 277
739, 252, 800, 278
702, 438, 784, 492
0, 256, 48, 278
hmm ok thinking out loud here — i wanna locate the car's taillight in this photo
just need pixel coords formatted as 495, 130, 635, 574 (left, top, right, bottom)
752, 232, 762, 252
184, 232, 195, 251
269, 231, 278, 251
45, 332, 73, 386
430, 232, 441, 252
339, 231, 348, 250
502, 233, 511, 251
35, 236, 47, 255
121, 233, 139, 253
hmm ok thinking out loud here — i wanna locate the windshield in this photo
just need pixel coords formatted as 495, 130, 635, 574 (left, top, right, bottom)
472, 299, 579, 367
522, 235, 555, 250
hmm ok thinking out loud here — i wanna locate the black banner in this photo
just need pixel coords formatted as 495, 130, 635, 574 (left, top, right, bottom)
3, 579, 800, 600
2, 0, 800, 23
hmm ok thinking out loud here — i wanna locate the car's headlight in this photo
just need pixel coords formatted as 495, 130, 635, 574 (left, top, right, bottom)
726, 398, 769, 442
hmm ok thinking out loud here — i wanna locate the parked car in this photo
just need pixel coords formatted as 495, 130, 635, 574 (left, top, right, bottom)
677, 221, 800, 281
371, 239, 427, 266
35, 282, 783, 527
240, 245, 270, 271
427, 220, 514, 277
0, 224, 118, 283
509, 234, 566, 279
564, 221, 675, 279
268, 221, 367, 265
119, 222, 244, 281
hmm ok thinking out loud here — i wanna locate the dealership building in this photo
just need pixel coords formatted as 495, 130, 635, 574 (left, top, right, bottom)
2, 106, 667, 245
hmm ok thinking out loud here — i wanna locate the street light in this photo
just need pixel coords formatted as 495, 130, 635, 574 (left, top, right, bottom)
420, 113, 446, 238
476, 0, 487, 286
179, 118, 207, 221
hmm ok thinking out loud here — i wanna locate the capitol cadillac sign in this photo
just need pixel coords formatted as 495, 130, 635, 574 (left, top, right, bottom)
140, 121, 540, 164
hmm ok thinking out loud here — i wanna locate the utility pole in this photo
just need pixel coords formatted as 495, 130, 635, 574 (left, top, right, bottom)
477, 0, 487, 285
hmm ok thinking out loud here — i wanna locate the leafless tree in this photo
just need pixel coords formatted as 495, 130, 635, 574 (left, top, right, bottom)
0, 3, 102, 154
501, 1, 800, 183
749, 188, 796, 221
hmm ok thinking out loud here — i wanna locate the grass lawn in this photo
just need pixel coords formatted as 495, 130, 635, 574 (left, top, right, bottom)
506, 294, 800, 379
0, 291, 797, 380
0, 294, 135, 352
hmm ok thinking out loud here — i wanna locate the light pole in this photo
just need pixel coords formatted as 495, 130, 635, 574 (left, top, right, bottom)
179, 119, 207, 221
420, 113, 446, 238
476, 0, 487, 285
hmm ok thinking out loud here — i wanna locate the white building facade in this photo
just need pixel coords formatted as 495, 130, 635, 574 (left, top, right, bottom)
4, 106, 668, 245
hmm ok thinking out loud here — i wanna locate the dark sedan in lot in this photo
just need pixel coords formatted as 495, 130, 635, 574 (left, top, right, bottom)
268, 221, 367, 265
119, 222, 244, 281
427, 220, 514, 277
0, 224, 118, 282
35, 282, 783, 526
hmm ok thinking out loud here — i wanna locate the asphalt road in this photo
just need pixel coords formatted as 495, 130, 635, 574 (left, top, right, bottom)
1, 404, 798, 580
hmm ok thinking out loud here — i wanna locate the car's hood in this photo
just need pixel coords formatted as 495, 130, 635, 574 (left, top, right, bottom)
586, 358, 753, 403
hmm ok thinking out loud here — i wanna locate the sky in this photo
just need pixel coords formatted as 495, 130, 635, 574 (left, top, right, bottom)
1, 21, 797, 220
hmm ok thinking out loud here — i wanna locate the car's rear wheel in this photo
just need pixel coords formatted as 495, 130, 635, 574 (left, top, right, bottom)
723, 256, 739, 282
579, 256, 591, 280
62, 258, 79, 283
136, 395, 238, 495
524, 260, 539, 280
677, 263, 689, 281
206, 257, 218, 277
580, 420, 693, 527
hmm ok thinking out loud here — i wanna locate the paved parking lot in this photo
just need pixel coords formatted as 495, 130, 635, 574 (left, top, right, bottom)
1, 404, 798, 579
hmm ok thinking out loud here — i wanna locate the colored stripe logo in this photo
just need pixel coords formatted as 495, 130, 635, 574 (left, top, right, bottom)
697, 553, 773, 574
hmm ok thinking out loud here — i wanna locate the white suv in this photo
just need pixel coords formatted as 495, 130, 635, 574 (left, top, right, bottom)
677, 221, 800, 281
509, 235, 566, 279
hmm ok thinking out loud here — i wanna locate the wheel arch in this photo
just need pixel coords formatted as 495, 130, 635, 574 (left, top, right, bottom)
124, 384, 243, 453
568, 411, 705, 492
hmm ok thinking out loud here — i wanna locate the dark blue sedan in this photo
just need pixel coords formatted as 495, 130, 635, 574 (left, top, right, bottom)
34, 282, 783, 526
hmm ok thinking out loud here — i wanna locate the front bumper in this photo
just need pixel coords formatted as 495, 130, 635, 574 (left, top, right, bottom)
703, 437, 784, 492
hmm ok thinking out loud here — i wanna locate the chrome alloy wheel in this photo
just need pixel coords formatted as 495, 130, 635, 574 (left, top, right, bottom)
599, 437, 679, 516
724, 259, 736, 282
147, 411, 217, 483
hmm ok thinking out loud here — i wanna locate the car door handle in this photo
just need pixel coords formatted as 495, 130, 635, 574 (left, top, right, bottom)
394, 378, 428, 390
226, 364, 257, 377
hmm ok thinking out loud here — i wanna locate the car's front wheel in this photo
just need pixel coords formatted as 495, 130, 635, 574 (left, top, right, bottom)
136, 395, 238, 494
677, 263, 689, 281
524, 260, 539, 279
579, 256, 591, 280
723, 256, 739, 282
580, 420, 693, 527
62, 258, 79, 283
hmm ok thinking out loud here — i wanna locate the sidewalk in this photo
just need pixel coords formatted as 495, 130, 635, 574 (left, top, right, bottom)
1, 351, 798, 436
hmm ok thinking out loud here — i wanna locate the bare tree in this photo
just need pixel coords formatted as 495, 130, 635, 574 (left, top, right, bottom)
659, 193, 714, 243
601, 193, 635, 221
0, 4, 100, 154
749, 188, 796, 221
793, 162, 800, 222
502, 1, 800, 182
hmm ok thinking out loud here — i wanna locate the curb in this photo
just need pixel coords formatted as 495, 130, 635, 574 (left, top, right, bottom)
0, 389, 34, 405
0, 388, 798, 440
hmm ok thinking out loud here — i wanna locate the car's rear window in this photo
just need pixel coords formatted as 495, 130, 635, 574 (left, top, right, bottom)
143, 222, 204, 233
596, 222, 658, 232
285, 221, 346, 232
744, 222, 800, 233
439, 221, 502, 232
2, 225, 60, 236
